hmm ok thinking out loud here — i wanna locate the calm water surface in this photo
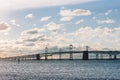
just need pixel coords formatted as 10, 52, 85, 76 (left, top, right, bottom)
0, 60, 120, 80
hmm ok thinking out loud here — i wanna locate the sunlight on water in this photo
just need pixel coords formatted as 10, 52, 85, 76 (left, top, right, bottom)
0, 60, 120, 80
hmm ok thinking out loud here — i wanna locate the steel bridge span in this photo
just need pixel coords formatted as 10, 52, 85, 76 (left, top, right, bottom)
3, 51, 120, 60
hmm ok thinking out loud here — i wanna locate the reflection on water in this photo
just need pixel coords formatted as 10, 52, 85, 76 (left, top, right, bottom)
0, 60, 120, 80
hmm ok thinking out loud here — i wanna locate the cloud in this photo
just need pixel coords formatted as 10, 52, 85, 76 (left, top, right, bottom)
59, 9, 91, 21
46, 22, 62, 31
60, 9, 91, 17
0, 22, 11, 32
21, 27, 48, 43
60, 16, 73, 21
10, 20, 20, 27
0, 0, 95, 12
105, 10, 112, 15
21, 28, 46, 36
33, 24, 37, 26
75, 19, 84, 24
25, 42, 35, 46
19, 25, 120, 51
97, 19, 115, 24
23, 35, 48, 42
1, 25, 120, 57
0, 40, 22, 57
70, 27, 120, 50
4, 32, 9, 35
21, 28, 40, 37
40, 16, 52, 21
0, 40, 40, 57
25, 28, 39, 34
25, 13, 34, 19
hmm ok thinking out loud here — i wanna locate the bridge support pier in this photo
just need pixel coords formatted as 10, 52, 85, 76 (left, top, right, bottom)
114, 54, 117, 60
51, 54, 53, 60
96, 54, 99, 59
83, 51, 88, 60
45, 54, 48, 60
59, 53, 62, 60
70, 52, 73, 60
36, 54, 40, 60
100, 54, 103, 59
69, 45, 73, 60
59, 48, 62, 60
45, 47, 48, 60
109, 54, 112, 60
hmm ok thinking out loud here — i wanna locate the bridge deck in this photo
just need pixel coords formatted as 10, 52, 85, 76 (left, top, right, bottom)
2, 51, 120, 60
43, 51, 120, 55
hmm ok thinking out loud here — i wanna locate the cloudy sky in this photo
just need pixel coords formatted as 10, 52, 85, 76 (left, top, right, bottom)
0, 0, 120, 57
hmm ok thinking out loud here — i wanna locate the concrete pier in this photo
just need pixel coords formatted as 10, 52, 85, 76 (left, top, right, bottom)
96, 54, 99, 59
83, 51, 88, 60
45, 47, 48, 60
36, 54, 40, 60
100, 54, 103, 59
45, 54, 48, 60
109, 54, 112, 59
59, 48, 62, 60
69, 45, 73, 60
70, 52, 73, 60
114, 54, 117, 60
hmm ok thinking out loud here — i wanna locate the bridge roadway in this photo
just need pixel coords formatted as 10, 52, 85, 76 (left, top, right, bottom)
44, 51, 120, 55
2, 51, 120, 60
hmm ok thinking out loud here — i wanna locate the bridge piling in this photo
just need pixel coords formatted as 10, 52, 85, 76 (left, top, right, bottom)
109, 54, 112, 60
45, 47, 48, 60
59, 48, 62, 60
70, 52, 73, 60
96, 54, 99, 59
36, 54, 40, 60
51, 54, 53, 60
83, 46, 89, 60
100, 54, 103, 59
83, 51, 88, 60
69, 45, 73, 60
114, 54, 117, 60
45, 54, 48, 60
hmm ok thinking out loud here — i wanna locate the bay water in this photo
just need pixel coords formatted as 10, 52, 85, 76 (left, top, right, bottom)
0, 60, 120, 80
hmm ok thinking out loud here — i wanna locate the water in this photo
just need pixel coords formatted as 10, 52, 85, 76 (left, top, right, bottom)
0, 60, 120, 80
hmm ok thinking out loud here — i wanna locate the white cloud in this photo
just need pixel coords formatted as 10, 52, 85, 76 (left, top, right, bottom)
1, 25, 120, 57
61, 6, 65, 9
46, 22, 62, 31
70, 27, 120, 50
105, 10, 112, 15
22, 28, 46, 36
33, 24, 37, 26
10, 20, 20, 27
4, 32, 9, 35
21, 27, 47, 43
0, 0, 95, 12
60, 16, 73, 21
92, 17, 96, 20
75, 19, 84, 24
19, 26, 120, 51
25, 14, 34, 19
59, 9, 91, 21
40, 16, 52, 21
21, 28, 39, 36
60, 9, 91, 17
0, 22, 11, 32
97, 19, 115, 24
23, 34, 48, 42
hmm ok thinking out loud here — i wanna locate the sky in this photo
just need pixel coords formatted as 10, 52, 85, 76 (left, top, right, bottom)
0, 0, 120, 57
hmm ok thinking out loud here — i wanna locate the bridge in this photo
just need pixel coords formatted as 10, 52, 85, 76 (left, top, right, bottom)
2, 45, 120, 60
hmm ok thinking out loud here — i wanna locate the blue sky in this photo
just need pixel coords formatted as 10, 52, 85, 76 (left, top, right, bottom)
0, 0, 120, 57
